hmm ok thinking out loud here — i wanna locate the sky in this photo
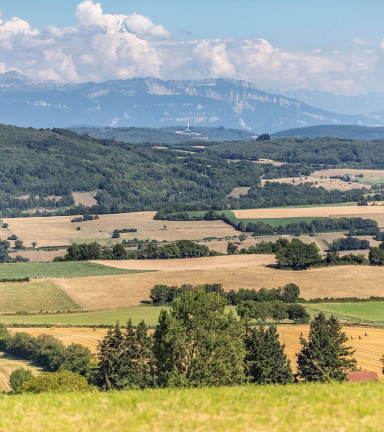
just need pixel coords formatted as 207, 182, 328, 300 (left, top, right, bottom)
1, 0, 384, 95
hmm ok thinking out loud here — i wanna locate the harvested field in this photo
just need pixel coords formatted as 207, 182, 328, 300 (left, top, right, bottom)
8, 249, 66, 263
11, 325, 384, 374
54, 264, 384, 310
234, 205, 384, 220
3, 212, 238, 248
253, 159, 285, 166
262, 177, 367, 191
94, 254, 276, 272
0, 353, 42, 393
311, 169, 384, 179
72, 191, 98, 206
0, 280, 80, 313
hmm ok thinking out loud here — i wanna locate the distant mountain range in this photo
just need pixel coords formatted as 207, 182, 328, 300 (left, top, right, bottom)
280, 89, 384, 116
2, 71, 384, 133
271, 125, 384, 141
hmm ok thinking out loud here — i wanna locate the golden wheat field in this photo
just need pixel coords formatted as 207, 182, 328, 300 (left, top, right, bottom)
234, 205, 384, 220
51, 262, 384, 310
3, 212, 238, 248
311, 168, 384, 179
11, 325, 384, 374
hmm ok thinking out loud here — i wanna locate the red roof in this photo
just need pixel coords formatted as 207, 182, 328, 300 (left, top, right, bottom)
347, 371, 379, 382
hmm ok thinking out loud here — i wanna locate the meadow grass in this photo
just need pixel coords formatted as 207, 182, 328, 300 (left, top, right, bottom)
0, 382, 384, 431
306, 302, 384, 323
0, 306, 237, 326
0, 262, 147, 279
0, 281, 81, 313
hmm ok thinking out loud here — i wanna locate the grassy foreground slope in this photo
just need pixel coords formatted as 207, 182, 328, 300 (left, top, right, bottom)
1, 383, 383, 431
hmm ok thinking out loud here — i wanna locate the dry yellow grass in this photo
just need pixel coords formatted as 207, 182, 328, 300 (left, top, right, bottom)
3, 212, 238, 248
262, 177, 367, 191
12, 325, 384, 374
311, 168, 384, 179
52, 262, 384, 310
72, 192, 98, 206
8, 250, 66, 263
234, 205, 384, 220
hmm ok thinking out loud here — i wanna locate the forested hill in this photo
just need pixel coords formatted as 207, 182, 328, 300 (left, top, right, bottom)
206, 137, 384, 168
271, 125, 384, 141
0, 124, 380, 217
69, 126, 255, 144
0, 125, 265, 216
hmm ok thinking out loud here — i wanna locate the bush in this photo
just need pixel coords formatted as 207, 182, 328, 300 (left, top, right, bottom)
17, 370, 96, 394
9, 368, 33, 392
276, 239, 322, 270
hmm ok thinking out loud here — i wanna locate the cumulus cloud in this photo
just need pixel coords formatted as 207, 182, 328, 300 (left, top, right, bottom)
0, 1, 383, 94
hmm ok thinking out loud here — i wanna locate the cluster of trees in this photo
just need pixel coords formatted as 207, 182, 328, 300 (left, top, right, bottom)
150, 282, 301, 307
328, 237, 370, 252
55, 240, 216, 262
0, 326, 93, 380
0, 238, 28, 264
71, 215, 100, 223
227, 238, 290, 255
96, 292, 356, 389
1, 292, 359, 393
236, 300, 309, 322
276, 239, 371, 270
150, 283, 224, 305
368, 243, 384, 266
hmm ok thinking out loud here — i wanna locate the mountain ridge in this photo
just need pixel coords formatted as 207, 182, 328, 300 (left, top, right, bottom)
1, 71, 384, 132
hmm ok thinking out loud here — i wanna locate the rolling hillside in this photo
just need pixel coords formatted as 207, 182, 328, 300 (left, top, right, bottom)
272, 125, 384, 140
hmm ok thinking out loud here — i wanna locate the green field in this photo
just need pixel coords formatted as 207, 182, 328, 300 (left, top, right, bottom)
306, 302, 384, 323
0, 306, 237, 326
0, 262, 146, 279
0, 281, 81, 313
358, 177, 384, 185
1, 382, 384, 431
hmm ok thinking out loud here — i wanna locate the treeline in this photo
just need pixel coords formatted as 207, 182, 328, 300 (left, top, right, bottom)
0, 238, 29, 264
225, 215, 379, 236
54, 240, 216, 262
206, 136, 384, 168
71, 215, 100, 223
0, 328, 93, 378
236, 300, 309, 322
149, 282, 301, 306
329, 237, 370, 252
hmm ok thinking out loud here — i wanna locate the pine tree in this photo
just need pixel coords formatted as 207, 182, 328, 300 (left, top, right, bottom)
245, 325, 293, 385
97, 322, 126, 390
135, 320, 155, 388
297, 313, 356, 382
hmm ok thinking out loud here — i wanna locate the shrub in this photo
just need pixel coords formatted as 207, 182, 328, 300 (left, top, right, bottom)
17, 370, 96, 394
9, 368, 33, 392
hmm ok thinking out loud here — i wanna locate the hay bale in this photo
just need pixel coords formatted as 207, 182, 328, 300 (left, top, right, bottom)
365, 332, 369, 336
359, 335, 363, 340
350, 336, 355, 340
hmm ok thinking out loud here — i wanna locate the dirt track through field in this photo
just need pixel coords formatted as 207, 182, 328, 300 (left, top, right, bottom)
234, 205, 384, 219
13, 326, 384, 374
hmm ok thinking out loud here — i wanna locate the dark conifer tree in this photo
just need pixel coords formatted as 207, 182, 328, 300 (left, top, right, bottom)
297, 313, 356, 382
135, 320, 155, 388
245, 325, 293, 385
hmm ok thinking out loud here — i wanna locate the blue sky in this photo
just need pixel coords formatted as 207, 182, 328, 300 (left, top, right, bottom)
1, 0, 383, 50
1, 0, 384, 94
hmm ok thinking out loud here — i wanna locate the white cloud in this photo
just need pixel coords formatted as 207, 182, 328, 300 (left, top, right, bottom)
0, 1, 383, 94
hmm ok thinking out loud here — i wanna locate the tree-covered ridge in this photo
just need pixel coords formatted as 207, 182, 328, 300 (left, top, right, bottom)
0, 125, 265, 215
206, 137, 384, 168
